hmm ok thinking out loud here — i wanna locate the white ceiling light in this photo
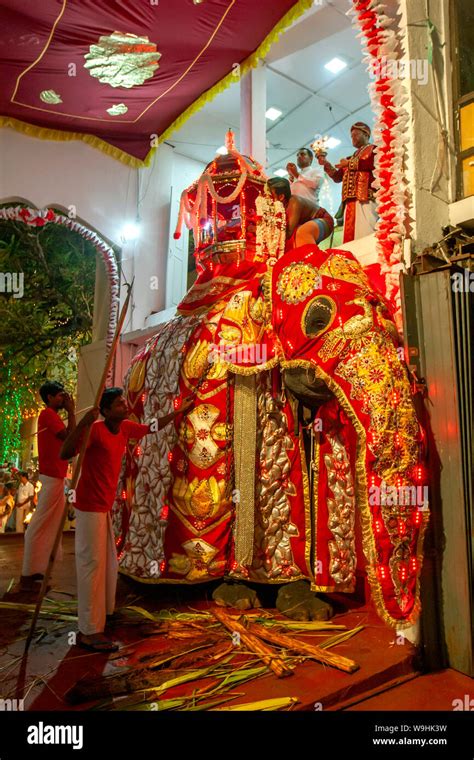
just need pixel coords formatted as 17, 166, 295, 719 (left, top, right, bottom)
121, 222, 141, 243
326, 136, 341, 149
274, 168, 288, 177
324, 57, 347, 74
216, 145, 227, 155
265, 107, 282, 121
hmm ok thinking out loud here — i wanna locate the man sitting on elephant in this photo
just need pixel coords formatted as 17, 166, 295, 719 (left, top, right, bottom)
268, 176, 334, 249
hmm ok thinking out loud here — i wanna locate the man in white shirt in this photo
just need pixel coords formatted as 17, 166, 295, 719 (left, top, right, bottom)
286, 147, 323, 203
0, 483, 15, 533
16, 471, 35, 533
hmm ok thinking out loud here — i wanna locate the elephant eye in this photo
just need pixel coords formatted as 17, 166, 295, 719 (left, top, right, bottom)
303, 296, 336, 337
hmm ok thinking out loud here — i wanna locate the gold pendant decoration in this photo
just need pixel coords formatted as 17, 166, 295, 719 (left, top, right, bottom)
172, 475, 226, 522
183, 339, 210, 380
276, 262, 321, 305
107, 103, 128, 116
84, 32, 161, 89
168, 539, 224, 581
40, 89, 62, 104
178, 403, 227, 468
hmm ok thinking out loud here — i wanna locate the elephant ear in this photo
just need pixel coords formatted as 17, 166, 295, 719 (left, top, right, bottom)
302, 296, 336, 338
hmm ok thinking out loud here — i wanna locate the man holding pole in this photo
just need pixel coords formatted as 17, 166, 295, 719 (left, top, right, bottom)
61, 387, 194, 652
17, 381, 75, 591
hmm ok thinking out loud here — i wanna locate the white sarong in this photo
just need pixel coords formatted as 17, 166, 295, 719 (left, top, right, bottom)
22, 474, 65, 576
75, 510, 118, 635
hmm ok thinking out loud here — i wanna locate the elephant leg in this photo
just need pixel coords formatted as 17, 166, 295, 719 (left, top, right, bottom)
212, 582, 262, 610
276, 580, 333, 621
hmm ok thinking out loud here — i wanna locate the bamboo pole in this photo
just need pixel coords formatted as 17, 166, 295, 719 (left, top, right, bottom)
248, 622, 359, 674
210, 607, 293, 679
22, 406, 96, 439
24, 283, 133, 652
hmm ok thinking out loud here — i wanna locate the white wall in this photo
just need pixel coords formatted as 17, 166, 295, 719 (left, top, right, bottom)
0, 128, 204, 333
164, 151, 206, 311
0, 127, 137, 244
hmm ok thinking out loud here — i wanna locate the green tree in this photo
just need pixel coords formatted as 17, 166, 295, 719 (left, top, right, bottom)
0, 216, 97, 462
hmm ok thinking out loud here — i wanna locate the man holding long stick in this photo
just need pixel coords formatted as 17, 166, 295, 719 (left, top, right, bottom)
61, 386, 194, 652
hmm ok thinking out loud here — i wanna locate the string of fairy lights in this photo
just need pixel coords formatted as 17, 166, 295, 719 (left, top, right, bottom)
0, 363, 40, 464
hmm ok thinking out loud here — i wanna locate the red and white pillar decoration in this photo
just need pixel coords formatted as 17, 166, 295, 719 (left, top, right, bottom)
348, 0, 410, 327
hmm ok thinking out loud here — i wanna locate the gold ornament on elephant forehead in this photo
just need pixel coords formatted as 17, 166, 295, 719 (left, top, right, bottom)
276, 262, 322, 305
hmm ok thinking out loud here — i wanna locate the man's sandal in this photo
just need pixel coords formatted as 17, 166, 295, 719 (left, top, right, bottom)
76, 632, 119, 652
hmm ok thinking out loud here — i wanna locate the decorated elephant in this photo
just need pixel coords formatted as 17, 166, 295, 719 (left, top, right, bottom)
112, 133, 428, 629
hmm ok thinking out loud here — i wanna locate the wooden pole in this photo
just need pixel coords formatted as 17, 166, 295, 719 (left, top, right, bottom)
24, 283, 133, 652
210, 607, 293, 678
248, 622, 359, 674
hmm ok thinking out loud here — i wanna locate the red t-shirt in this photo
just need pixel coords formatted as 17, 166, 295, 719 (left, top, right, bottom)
75, 419, 150, 513
38, 407, 68, 479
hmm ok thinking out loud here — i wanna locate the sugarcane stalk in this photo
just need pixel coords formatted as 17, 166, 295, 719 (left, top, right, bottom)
248, 622, 359, 674
210, 607, 293, 679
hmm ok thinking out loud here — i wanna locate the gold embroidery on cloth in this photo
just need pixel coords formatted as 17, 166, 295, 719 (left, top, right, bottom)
84, 32, 161, 88
40, 89, 62, 104
179, 276, 247, 306
233, 375, 257, 565
107, 103, 128, 115
172, 475, 226, 521
168, 539, 225, 581
320, 254, 372, 289
238, 375, 300, 581
183, 339, 210, 379
335, 333, 419, 483
276, 262, 321, 305
324, 434, 357, 588
178, 403, 226, 468
318, 298, 374, 361
280, 358, 424, 629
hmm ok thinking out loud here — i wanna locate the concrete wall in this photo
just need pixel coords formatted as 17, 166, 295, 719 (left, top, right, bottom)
399, 0, 455, 254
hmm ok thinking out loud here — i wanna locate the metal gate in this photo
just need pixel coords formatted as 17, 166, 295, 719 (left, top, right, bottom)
401, 267, 473, 676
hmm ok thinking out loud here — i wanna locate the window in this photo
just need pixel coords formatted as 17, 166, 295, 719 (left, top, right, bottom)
453, 0, 474, 198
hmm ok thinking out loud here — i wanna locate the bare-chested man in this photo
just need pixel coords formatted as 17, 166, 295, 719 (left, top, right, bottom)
268, 177, 334, 249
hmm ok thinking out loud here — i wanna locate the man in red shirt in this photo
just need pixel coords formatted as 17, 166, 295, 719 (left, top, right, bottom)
19, 381, 76, 590
61, 386, 193, 652
317, 121, 377, 243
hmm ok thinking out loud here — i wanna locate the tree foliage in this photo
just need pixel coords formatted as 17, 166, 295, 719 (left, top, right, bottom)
0, 216, 97, 460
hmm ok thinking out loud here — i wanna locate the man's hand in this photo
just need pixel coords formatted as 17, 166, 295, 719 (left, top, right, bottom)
81, 407, 100, 427
286, 162, 298, 180
175, 396, 195, 416
317, 155, 330, 168
335, 158, 349, 170
62, 393, 75, 415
